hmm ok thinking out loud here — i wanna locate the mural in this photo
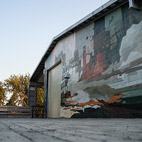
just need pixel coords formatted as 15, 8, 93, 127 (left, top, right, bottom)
61, 85, 142, 118
45, 40, 63, 69
45, 4, 142, 118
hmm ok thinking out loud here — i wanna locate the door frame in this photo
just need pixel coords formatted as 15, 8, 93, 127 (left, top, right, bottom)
47, 60, 62, 118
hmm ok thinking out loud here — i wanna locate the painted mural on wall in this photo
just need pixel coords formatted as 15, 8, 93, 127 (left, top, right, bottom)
46, 4, 142, 118
45, 40, 63, 69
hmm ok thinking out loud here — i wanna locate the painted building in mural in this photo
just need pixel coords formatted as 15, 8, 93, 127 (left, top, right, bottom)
28, 0, 142, 118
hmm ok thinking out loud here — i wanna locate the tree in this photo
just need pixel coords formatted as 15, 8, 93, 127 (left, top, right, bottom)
1, 73, 44, 108
0, 82, 6, 106
36, 87, 44, 106
5, 74, 30, 106
35, 87, 44, 117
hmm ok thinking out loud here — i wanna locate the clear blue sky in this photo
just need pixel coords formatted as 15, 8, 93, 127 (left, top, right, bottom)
0, 0, 109, 81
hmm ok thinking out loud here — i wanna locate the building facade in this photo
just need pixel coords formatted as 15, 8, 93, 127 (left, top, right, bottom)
28, 0, 142, 118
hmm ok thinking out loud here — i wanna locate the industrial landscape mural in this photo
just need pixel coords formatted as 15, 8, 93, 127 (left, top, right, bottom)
46, 4, 142, 118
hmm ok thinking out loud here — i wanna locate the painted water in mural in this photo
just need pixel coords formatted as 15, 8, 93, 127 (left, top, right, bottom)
45, 4, 142, 118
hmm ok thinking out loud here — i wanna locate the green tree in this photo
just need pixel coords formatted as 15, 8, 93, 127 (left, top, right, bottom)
36, 87, 44, 106
5, 74, 30, 106
0, 82, 6, 106
35, 87, 44, 117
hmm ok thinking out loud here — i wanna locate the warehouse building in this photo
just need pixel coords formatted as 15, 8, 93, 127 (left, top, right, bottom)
28, 0, 142, 118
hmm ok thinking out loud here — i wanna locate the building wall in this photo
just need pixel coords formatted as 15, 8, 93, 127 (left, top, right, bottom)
45, 3, 142, 118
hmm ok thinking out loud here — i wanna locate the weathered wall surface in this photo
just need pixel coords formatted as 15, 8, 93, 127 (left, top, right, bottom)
45, 3, 142, 118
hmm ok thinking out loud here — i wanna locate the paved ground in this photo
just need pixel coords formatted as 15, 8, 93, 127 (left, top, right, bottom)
0, 118, 142, 142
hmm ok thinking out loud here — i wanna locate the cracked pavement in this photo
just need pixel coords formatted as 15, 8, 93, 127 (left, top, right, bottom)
0, 118, 142, 142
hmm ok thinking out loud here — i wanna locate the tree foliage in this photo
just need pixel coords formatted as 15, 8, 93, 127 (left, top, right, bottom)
0, 82, 6, 106
5, 74, 30, 106
0, 73, 44, 107
36, 87, 44, 117
36, 87, 44, 106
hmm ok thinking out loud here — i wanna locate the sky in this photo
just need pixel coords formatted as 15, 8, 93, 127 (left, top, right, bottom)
0, 0, 109, 81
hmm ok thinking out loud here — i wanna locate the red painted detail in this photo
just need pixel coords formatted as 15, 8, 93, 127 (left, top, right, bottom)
82, 48, 107, 80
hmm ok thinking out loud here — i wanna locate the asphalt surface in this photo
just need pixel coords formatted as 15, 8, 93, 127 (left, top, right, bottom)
0, 118, 142, 142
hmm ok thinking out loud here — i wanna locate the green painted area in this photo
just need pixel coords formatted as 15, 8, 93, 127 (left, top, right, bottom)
45, 55, 51, 69
121, 96, 142, 104
115, 86, 142, 94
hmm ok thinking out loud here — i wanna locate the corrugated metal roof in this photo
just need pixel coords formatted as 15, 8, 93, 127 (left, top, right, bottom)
30, 0, 128, 82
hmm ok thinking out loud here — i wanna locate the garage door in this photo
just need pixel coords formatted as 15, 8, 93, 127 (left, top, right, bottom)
48, 63, 62, 118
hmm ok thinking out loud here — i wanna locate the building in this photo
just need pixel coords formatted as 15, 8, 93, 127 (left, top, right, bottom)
28, 0, 142, 118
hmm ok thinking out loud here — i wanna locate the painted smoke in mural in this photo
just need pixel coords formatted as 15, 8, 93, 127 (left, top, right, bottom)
45, 4, 142, 118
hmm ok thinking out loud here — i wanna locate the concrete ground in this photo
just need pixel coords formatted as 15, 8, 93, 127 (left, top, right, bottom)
0, 118, 142, 142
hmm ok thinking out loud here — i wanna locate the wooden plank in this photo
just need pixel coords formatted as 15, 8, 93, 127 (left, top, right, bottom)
0, 109, 31, 112
0, 113, 31, 118
0, 107, 31, 112
0, 106, 32, 118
